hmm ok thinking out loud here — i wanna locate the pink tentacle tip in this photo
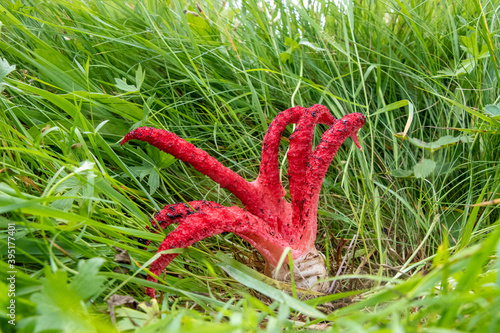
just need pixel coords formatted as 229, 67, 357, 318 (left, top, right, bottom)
352, 133, 362, 150
120, 105, 366, 297
120, 130, 135, 146
348, 112, 366, 150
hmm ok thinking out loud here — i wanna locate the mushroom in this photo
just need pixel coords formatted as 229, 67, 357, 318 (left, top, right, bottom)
122, 105, 366, 297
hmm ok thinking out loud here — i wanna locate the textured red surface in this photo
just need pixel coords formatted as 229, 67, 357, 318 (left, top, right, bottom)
122, 105, 366, 297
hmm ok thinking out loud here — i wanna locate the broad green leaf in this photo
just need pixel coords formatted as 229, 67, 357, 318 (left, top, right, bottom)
73, 160, 95, 175
459, 33, 478, 56
280, 50, 292, 64
186, 9, 212, 36
50, 186, 80, 212
71, 258, 107, 300
484, 104, 500, 118
390, 169, 413, 178
396, 134, 472, 153
129, 164, 153, 181
0, 57, 15, 82
284, 36, 299, 49
30, 258, 109, 332
135, 64, 145, 90
413, 159, 436, 179
115, 77, 138, 92
418, 135, 471, 152
148, 171, 160, 195
116, 300, 161, 330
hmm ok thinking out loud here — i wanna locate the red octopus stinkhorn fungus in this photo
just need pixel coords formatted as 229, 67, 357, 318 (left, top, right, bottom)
122, 104, 366, 298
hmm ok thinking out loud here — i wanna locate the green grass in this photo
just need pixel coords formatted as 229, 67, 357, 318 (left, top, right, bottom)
0, 0, 499, 331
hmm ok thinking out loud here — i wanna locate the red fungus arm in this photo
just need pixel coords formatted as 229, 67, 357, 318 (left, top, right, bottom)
255, 106, 304, 197
146, 206, 294, 297
307, 113, 365, 193
122, 128, 267, 214
253, 106, 335, 236
292, 113, 366, 253
286, 105, 336, 242
257, 105, 335, 196
140, 201, 224, 247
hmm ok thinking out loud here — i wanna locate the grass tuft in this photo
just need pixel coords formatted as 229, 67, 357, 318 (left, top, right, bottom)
0, 0, 499, 331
